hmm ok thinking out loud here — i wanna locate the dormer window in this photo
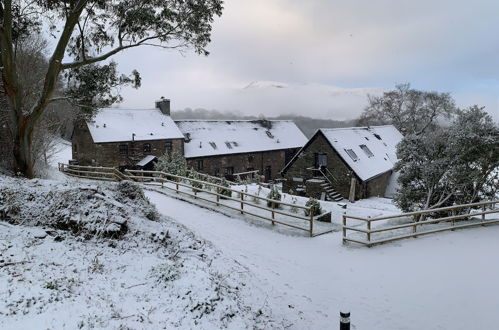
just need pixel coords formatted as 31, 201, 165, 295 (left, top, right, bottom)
359, 144, 374, 158
345, 149, 359, 162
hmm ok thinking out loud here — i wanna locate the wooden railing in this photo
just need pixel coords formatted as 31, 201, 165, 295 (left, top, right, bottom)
58, 163, 129, 181
58, 164, 332, 237
343, 200, 499, 247
124, 169, 332, 237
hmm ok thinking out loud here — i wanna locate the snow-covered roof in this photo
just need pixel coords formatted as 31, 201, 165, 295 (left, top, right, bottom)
87, 108, 184, 143
320, 125, 403, 181
175, 120, 308, 158
136, 155, 157, 167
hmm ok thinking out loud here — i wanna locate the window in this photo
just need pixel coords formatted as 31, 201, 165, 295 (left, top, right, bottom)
224, 167, 234, 175
209, 142, 217, 150
214, 168, 220, 177
314, 153, 327, 168
248, 155, 254, 162
119, 144, 128, 155
225, 142, 233, 149
359, 144, 374, 158
165, 141, 172, 151
197, 159, 204, 171
373, 133, 382, 140
265, 131, 274, 138
143, 143, 151, 153
318, 154, 327, 167
345, 148, 359, 162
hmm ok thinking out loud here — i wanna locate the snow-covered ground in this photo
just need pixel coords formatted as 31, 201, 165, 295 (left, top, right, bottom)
146, 189, 499, 330
2, 140, 499, 329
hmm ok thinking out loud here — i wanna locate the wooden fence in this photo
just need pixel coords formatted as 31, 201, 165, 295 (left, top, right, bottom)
59, 164, 332, 237
343, 200, 499, 247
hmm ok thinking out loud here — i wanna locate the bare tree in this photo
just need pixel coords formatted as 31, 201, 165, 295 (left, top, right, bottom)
357, 83, 456, 135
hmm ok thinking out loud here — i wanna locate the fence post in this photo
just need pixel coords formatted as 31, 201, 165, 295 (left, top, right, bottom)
240, 192, 244, 214
271, 204, 275, 226
413, 215, 417, 235
482, 204, 486, 220
176, 182, 179, 193
367, 220, 371, 242
309, 210, 314, 237
342, 215, 347, 244
216, 187, 220, 206
340, 311, 350, 330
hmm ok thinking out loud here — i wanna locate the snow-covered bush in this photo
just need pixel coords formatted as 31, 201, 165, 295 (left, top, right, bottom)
290, 196, 299, 213
252, 185, 262, 204
304, 198, 322, 216
117, 180, 145, 201
219, 179, 232, 199
155, 151, 187, 177
266, 186, 281, 208
117, 181, 159, 221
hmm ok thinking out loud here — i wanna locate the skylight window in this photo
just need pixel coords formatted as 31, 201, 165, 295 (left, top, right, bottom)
345, 149, 359, 162
265, 131, 274, 139
225, 142, 233, 149
359, 144, 374, 158
373, 133, 382, 140
209, 142, 217, 150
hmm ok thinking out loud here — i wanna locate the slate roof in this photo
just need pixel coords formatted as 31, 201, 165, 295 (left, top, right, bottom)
174, 120, 308, 158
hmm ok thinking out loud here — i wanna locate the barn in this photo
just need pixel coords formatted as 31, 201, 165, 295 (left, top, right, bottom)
281, 125, 403, 201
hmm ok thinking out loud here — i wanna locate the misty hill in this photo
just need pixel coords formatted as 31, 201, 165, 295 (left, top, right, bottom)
171, 108, 358, 138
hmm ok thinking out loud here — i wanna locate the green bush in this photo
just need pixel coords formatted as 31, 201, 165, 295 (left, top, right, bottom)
266, 186, 281, 208
219, 179, 232, 199
304, 198, 322, 216
154, 151, 187, 177
188, 170, 203, 192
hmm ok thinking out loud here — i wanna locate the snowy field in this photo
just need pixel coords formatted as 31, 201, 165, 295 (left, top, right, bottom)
1, 141, 499, 329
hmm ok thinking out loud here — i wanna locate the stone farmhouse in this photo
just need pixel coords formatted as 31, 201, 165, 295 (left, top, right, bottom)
71, 100, 184, 171
281, 125, 403, 201
71, 99, 308, 181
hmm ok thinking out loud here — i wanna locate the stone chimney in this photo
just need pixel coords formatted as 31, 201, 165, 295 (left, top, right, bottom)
155, 97, 170, 116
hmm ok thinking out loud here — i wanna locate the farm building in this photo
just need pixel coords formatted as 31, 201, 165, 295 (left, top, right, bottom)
281, 125, 403, 201
71, 99, 185, 170
175, 120, 307, 181
71, 100, 307, 181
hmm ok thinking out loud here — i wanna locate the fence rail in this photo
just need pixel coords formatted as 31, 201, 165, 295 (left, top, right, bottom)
59, 164, 332, 237
343, 200, 499, 247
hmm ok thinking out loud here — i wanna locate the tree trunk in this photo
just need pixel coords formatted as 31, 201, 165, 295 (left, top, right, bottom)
12, 114, 35, 178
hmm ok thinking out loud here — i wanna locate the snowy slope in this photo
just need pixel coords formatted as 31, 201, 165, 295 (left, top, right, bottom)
146, 189, 499, 330
0, 176, 297, 329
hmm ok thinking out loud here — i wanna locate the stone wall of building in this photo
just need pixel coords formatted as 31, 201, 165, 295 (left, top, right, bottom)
365, 171, 392, 198
282, 133, 358, 198
72, 121, 184, 168
186, 149, 287, 181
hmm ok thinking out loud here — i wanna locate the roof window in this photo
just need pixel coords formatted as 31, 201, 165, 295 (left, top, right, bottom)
265, 131, 274, 138
209, 142, 217, 150
359, 144, 374, 158
373, 133, 382, 140
225, 142, 233, 149
345, 149, 359, 162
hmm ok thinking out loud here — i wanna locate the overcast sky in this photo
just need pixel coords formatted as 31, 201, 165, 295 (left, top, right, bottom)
114, 0, 499, 121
